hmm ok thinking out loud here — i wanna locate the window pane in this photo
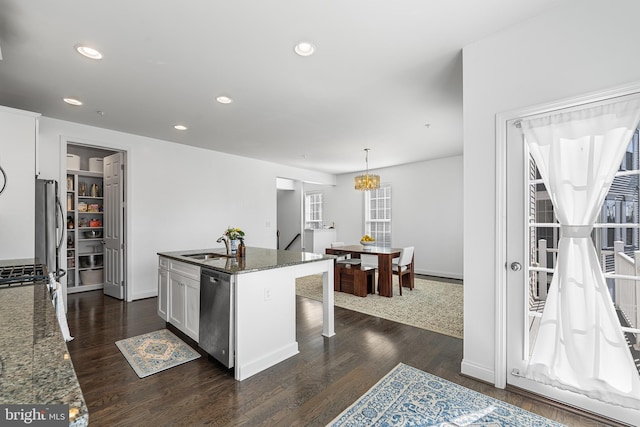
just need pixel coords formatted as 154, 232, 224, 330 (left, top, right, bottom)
305, 193, 323, 229
365, 185, 391, 246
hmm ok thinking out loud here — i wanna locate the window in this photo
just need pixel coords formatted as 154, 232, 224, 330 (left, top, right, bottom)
304, 192, 323, 229
365, 184, 391, 246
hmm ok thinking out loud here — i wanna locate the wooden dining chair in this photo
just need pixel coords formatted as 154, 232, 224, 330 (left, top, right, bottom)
392, 246, 414, 295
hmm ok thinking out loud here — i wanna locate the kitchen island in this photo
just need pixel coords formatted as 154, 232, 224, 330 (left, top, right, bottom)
0, 258, 88, 426
157, 247, 335, 381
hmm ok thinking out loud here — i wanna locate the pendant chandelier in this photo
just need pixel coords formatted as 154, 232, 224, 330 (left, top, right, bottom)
354, 148, 380, 191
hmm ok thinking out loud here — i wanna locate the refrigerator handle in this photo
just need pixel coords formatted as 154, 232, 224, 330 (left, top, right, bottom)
55, 192, 67, 281
0, 164, 6, 195
55, 195, 65, 250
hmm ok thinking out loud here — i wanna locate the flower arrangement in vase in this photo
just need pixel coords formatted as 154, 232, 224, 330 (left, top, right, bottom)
224, 227, 245, 255
224, 227, 245, 240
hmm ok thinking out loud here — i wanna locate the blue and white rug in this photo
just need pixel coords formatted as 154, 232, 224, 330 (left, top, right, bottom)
116, 329, 201, 378
328, 363, 565, 426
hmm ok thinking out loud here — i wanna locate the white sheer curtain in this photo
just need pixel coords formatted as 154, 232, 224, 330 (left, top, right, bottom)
521, 97, 640, 409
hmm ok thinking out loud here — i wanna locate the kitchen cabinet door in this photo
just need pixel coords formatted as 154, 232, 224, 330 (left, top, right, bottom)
164, 258, 200, 340
169, 272, 186, 331
184, 278, 200, 341
158, 266, 169, 321
0, 107, 38, 259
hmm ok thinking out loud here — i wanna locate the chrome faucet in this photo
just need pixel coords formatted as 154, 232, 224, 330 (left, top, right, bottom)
217, 235, 229, 255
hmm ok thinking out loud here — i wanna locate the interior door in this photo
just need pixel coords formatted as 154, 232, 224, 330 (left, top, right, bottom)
505, 117, 640, 424
103, 152, 124, 299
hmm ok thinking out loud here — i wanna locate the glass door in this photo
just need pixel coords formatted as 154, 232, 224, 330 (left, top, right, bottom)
505, 103, 640, 424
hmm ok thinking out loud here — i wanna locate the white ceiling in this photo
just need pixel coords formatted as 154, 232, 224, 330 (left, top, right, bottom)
0, 0, 560, 174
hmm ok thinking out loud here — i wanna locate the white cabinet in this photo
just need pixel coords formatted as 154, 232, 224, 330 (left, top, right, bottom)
304, 229, 337, 254
158, 257, 169, 321
0, 107, 39, 260
169, 272, 187, 330
160, 256, 200, 342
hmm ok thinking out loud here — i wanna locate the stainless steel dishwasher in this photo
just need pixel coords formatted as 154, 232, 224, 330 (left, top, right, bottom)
199, 268, 234, 368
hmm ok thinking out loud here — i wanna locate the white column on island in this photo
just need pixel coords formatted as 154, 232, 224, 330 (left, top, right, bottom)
321, 264, 335, 338
294, 258, 335, 337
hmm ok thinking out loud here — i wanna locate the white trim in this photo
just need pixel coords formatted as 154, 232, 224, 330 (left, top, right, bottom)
414, 268, 463, 281
58, 134, 135, 302
34, 117, 40, 178
495, 114, 508, 389
131, 289, 158, 300
461, 360, 495, 384
0, 105, 41, 118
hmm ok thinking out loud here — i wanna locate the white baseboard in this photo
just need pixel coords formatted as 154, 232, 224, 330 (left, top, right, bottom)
235, 343, 299, 381
415, 268, 463, 281
461, 359, 496, 385
129, 289, 157, 302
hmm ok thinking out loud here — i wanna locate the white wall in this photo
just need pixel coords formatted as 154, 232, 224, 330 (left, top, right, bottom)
324, 156, 463, 279
462, 0, 640, 383
35, 116, 335, 300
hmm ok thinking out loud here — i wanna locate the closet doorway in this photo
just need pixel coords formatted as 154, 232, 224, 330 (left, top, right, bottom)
65, 142, 127, 301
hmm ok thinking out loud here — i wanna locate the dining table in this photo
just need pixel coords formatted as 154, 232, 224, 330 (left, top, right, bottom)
325, 245, 412, 297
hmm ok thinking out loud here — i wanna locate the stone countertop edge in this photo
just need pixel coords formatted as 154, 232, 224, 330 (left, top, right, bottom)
0, 258, 88, 427
158, 246, 336, 274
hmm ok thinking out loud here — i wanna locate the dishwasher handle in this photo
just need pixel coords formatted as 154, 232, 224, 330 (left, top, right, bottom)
201, 268, 229, 281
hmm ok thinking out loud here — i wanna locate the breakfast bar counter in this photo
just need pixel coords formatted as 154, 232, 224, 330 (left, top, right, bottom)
158, 247, 335, 381
158, 246, 335, 275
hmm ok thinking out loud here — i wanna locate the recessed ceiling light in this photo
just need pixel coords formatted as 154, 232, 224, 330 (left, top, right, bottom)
174, 124, 187, 131
63, 98, 83, 106
216, 95, 232, 104
294, 42, 316, 57
75, 45, 103, 60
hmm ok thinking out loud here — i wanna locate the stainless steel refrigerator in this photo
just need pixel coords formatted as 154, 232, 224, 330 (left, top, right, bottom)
35, 179, 64, 279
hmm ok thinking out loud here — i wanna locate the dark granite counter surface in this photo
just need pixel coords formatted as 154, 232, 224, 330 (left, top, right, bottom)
158, 246, 335, 274
0, 258, 88, 426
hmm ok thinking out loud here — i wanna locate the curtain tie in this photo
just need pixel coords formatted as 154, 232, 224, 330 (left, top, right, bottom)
561, 225, 593, 238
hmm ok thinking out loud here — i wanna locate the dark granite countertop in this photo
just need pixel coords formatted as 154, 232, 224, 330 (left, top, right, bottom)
158, 246, 335, 274
0, 258, 88, 426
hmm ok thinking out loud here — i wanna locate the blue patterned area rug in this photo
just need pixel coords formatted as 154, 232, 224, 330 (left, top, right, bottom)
115, 329, 201, 378
328, 363, 565, 426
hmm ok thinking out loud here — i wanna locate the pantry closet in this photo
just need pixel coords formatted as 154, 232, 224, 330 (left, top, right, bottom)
65, 143, 126, 300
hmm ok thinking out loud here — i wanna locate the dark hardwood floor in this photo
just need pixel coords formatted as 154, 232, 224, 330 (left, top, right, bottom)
66, 290, 615, 426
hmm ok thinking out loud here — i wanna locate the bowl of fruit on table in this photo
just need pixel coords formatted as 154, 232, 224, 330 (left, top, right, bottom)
360, 235, 376, 246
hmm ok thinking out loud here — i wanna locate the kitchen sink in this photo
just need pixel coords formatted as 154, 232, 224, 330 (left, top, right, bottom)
185, 252, 225, 260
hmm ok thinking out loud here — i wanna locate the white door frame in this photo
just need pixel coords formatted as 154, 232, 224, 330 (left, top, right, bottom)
495, 81, 640, 390
59, 135, 134, 302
